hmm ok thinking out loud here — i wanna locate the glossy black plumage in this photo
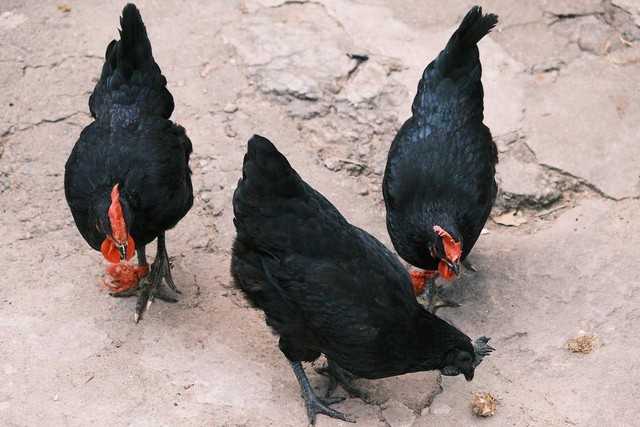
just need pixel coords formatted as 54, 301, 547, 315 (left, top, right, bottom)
64, 4, 192, 303
232, 136, 487, 423
383, 6, 498, 273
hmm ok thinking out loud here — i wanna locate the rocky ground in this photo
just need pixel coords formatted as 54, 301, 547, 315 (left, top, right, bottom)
1, 0, 639, 426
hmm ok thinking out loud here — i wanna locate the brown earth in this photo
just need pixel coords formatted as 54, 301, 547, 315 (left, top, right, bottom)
1, 1, 639, 426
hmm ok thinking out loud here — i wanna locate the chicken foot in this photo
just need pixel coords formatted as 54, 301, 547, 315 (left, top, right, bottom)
290, 361, 354, 425
423, 277, 460, 314
316, 360, 371, 403
109, 233, 180, 322
136, 232, 181, 321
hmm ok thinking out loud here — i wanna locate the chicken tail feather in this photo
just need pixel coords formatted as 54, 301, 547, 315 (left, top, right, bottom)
412, 6, 498, 121
432, 6, 497, 80
89, 3, 174, 122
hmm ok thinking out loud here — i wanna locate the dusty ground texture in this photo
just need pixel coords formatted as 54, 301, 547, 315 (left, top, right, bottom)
1, 0, 639, 426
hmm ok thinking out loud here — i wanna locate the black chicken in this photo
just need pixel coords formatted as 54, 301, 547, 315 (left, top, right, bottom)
64, 4, 193, 322
383, 6, 498, 312
231, 135, 493, 424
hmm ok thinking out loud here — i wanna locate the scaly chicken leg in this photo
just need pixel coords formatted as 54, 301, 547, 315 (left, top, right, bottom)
409, 270, 460, 313
290, 361, 353, 425
422, 277, 460, 314
138, 232, 181, 321
111, 233, 180, 322
316, 360, 370, 403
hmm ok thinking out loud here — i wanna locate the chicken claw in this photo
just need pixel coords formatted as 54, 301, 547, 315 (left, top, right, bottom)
422, 278, 461, 313
290, 361, 354, 425
133, 234, 180, 322
316, 360, 371, 403
110, 233, 180, 323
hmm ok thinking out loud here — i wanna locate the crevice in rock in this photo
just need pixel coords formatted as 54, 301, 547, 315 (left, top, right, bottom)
269, 0, 316, 7
11, 111, 85, 134
547, 12, 604, 21
492, 131, 632, 216
424, 374, 445, 413
538, 162, 634, 201
20, 55, 74, 76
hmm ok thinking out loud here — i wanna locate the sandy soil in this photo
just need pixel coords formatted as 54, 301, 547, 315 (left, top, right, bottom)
1, 1, 639, 426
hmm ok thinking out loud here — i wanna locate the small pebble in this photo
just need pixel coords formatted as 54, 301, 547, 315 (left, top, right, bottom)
355, 185, 369, 196
200, 191, 212, 203
224, 103, 238, 113
324, 159, 341, 172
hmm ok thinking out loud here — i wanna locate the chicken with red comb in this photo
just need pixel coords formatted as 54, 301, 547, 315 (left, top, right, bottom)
64, 3, 193, 321
231, 135, 494, 425
383, 6, 498, 312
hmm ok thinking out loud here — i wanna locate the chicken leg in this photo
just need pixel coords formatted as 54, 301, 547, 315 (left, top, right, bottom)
316, 360, 370, 403
110, 233, 180, 322
422, 277, 460, 314
136, 232, 181, 321
290, 360, 354, 425
409, 269, 460, 313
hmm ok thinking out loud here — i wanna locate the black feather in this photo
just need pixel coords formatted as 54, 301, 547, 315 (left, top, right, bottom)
65, 3, 192, 254
232, 135, 476, 378
89, 3, 174, 123
383, 6, 498, 271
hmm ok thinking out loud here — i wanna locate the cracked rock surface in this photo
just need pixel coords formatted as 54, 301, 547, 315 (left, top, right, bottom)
1, 1, 639, 426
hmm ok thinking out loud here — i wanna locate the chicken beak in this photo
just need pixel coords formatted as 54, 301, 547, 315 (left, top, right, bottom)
117, 243, 128, 260
444, 260, 460, 277
451, 261, 460, 277
464, 370, 474, 381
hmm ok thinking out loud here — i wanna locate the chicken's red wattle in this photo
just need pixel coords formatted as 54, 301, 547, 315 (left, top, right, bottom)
409, 270, 437, 295
438, 260, 458, 281
100, 235, 135, 263
103, 262, 149, 293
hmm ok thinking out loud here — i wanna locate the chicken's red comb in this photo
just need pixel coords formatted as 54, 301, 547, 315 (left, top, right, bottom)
109, 184, 127, 244
433, 225, 462, 262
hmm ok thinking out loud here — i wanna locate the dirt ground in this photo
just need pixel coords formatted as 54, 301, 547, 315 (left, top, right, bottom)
1, 0, 640, 426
